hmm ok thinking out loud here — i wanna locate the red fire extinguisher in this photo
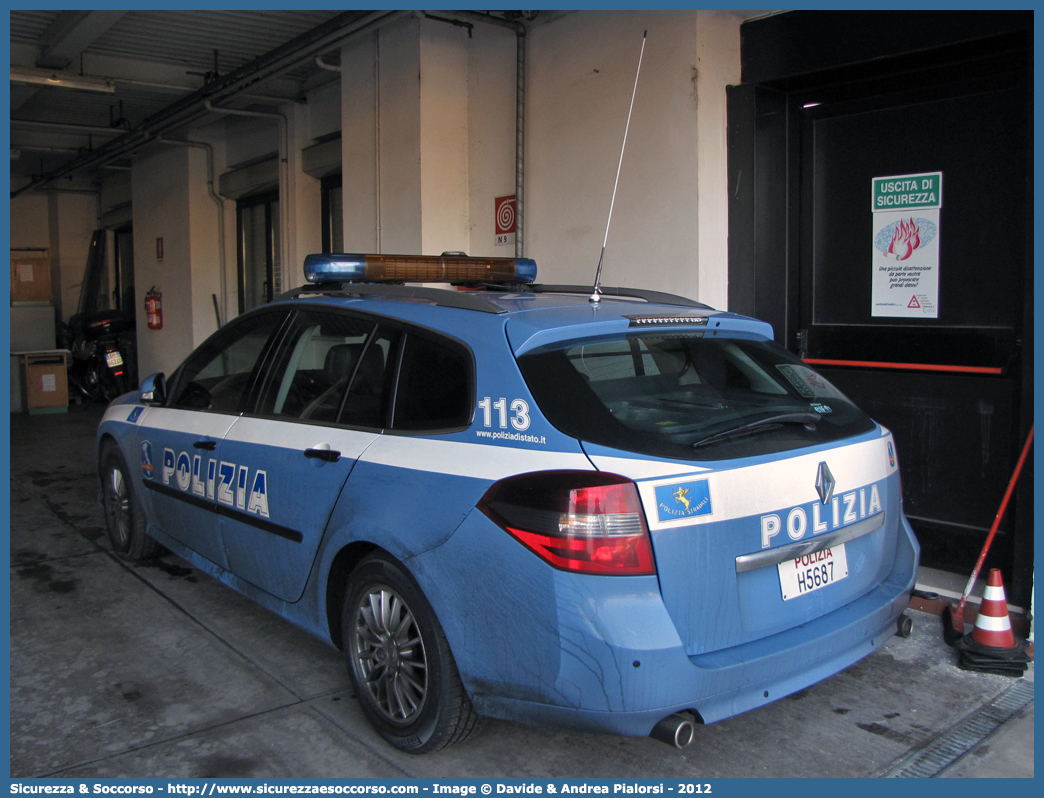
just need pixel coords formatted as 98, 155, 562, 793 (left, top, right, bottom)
145, 287, 163, 330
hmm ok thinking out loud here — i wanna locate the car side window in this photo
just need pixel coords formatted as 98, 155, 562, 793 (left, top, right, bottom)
256, 311, 376, 422
338, 327, 398, 429
392, 332, 472, 432
168, 311, 288, 413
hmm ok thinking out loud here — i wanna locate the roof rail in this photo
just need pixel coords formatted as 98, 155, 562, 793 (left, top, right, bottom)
278, 282, 712, 314
281, 283, 510, 314
524, 284, 712, 309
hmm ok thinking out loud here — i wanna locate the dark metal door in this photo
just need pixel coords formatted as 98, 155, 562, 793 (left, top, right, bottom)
793, 62, 1031, 573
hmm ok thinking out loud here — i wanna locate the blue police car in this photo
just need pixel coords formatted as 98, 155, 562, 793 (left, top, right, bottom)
97, 253, 919, 753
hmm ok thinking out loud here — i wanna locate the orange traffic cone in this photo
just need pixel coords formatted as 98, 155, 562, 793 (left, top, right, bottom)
969, 569, 1017, 649
953, 569, 1030, 676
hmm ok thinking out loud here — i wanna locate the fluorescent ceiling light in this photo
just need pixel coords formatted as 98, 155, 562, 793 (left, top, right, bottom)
11, 66, 116, 93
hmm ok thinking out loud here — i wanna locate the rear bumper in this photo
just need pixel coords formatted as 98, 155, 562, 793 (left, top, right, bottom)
434, 511, 919, 737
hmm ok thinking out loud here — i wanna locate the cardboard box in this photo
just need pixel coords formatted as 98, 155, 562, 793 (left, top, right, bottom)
20, 351, 68, 414
10, 251, 52, 304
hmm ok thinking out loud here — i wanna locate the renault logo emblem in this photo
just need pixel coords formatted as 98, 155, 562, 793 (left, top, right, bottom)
816, 462, 835, 505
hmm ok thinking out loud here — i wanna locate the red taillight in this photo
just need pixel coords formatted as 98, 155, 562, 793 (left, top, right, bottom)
478, 471, 656, 575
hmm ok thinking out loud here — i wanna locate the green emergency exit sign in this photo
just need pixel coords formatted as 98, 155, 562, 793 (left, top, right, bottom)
872, 172, 942, 211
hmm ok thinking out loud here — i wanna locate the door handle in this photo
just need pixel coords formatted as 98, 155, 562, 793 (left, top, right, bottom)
304, 447, 341, 462
193, 440, 217, 450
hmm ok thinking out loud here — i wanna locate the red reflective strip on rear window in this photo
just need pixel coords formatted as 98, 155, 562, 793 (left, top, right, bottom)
803, 358, 1003, 375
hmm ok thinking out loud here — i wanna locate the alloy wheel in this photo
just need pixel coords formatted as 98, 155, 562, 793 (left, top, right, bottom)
351, 586, 428, 723
105, 466, 131, 551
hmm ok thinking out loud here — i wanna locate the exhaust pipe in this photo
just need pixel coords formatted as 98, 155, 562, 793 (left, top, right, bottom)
650, 712, 696, 748
896, 612, 913, 638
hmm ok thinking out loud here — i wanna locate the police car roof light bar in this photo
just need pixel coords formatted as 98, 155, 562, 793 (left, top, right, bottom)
286, 283, 511, 315
304, 252, 537, 285
591, 30, 647, 305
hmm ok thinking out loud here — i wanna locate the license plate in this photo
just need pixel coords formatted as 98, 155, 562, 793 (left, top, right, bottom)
105, 351, 124, 368
778, 544, 848, 601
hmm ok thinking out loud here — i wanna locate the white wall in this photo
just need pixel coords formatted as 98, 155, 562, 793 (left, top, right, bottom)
466, 25, 517, 257
48, 193, 100, 323
10, 194, 50, 250
100, 172, 132, 213
308, 80, 342, 141
341, 33, 379, 252
186, 147, 223, 347
224, 114, 280, 168
419, 19, 470, 255
695, 11, 745, 310
527, 12, 702, 298
375, 18, 423, 254
183, 126, 238, 329
288, 102, 322, 289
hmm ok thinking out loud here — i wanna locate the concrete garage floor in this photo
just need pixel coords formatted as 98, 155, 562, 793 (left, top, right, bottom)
9, 404, 1033, 779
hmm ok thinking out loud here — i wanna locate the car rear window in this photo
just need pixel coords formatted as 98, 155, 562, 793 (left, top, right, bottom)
517, 332, 875, 461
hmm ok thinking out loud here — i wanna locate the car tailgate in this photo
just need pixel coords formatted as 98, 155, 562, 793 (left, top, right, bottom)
583, 430, 903, 656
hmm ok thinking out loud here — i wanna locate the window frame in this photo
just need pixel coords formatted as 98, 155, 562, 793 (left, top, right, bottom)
163, 308, 293, 415
387, 325, 476, 435
236, 190, 280, 314
249, 307, 384, 428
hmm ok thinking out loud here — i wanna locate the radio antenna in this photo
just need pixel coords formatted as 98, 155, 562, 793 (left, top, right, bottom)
591, 30, 647, 304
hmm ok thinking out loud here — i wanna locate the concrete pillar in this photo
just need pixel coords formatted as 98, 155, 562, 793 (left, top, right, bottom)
132, 146, 192, 378
695, 10, 743, 311
419, 19, 470, 255
288, 101, 322, 288
341, 32, 380, 252
341, 16, 470, 256
132, 144, 223, 377
186, 146, 221, 346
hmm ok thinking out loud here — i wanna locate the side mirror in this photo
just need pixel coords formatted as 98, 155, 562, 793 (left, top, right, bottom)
140, 373, 167, 406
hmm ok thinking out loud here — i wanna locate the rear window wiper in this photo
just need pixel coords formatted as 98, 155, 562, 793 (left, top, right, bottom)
692, 411, 822, 450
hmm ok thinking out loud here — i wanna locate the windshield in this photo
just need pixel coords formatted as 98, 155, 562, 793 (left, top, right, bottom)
517, 332, 875, 461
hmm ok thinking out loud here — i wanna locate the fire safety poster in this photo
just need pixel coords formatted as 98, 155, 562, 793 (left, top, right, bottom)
870, 172, 942, 318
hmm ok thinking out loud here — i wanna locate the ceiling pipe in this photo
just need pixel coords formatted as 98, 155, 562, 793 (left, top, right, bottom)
516, 29, 526, 258
93, 75, 301, 104
38, 188, 101, 195
10, 119, 126, 136
12, 9, 411, 198
13, 145, 83, 154
438, 10, 526, 33
10, 66, 115, 93
315, 55, 341, 72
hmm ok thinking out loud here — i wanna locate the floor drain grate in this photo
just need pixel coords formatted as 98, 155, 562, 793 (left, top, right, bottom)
883, 679, 1033, 778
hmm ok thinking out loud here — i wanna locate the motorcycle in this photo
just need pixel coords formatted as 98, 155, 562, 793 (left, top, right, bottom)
61, 309, 135, 403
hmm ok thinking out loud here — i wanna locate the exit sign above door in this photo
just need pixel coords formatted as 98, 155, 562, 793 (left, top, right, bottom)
872, 172, 942, 212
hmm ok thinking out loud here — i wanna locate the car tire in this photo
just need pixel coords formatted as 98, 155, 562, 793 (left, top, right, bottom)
101, 445, 161, 562
342, 553, 480, 753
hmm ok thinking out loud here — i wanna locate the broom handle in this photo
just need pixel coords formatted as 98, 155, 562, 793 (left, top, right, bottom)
956, 424, 1034, 614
